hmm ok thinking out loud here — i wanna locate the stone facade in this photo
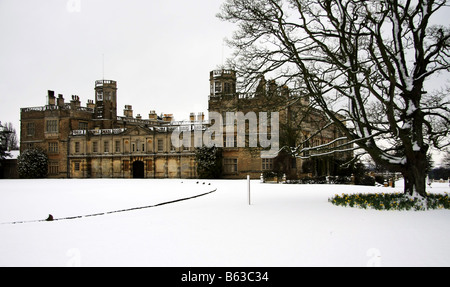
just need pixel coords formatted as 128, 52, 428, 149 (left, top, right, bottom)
20, 80, 203, 179
20, 70, 351, 179
20, 92, 95, 178
208, 70, 351, 179
68, 126, 198, 179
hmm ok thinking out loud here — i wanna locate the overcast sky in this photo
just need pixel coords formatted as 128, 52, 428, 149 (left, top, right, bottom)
0, 0, 449, 163
0, 0, 234, 130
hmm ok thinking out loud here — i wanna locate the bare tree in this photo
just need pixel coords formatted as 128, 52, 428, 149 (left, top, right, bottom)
219, 0, 450, 197
0, 122, 9, 161
443, 150, 450, 169
3, 122, 19, 151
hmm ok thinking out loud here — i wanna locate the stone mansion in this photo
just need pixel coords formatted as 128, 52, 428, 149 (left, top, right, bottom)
20, 69, 350, 179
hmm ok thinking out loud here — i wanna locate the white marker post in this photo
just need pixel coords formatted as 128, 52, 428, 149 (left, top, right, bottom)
247, 175, 251, 205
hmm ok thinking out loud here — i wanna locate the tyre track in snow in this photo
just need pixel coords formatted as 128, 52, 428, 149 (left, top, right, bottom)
1, 188, 217, 225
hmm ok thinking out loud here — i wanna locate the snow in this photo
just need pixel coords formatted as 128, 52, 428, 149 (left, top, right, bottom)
413, 141, 421, 152
0, 179, 449, 267
380, 153, 407, 165
6, 150, 19, 160
406, 100, 417, 116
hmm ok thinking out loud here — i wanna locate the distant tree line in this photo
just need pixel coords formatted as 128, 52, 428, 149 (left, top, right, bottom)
0, 122, 18, 151
429, 151, 450, 180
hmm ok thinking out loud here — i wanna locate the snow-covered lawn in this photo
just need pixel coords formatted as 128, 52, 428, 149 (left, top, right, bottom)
0, 179, 449, 267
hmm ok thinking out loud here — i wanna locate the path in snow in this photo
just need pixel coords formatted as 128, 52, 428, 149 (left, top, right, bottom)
1, 188, 217, 225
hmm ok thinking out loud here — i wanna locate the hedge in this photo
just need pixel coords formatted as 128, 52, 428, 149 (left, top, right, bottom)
329, 192, 450, 211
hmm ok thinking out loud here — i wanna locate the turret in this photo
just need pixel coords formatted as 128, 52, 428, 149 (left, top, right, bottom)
94, 80, 117, 121
209, 69, 237, 98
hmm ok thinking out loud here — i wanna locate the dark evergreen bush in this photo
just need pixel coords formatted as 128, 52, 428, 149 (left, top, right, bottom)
18, 148, 48, 179
195, 146, 223, 179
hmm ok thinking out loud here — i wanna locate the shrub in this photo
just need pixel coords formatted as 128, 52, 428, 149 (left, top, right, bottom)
17, 148, 48, 179
286, 175, 352, 185
263, 171, 283, 179
195, 146, 223, 179
329, 192, 450, 211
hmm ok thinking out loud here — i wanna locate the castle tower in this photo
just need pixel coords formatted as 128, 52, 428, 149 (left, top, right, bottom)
94, 80, 117, 127
209, 69, 237, 98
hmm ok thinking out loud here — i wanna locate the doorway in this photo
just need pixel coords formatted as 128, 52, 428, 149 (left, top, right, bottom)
132, 161, 145, 179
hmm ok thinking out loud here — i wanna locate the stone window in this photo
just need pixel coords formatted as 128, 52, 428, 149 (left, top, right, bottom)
79, 122, 88, 130
26, 123, 35, 137
158, 139, 164, 152
75, 142, 80, 153
46, 120, 58, 133
115, 141, 121, 153
96, 91, 103, 101
48, 142, 59, 154
104, 141, 109, 153
262, 158, 273, 171
93, 142, 99, 153
224, 158, 238, 174
48, 161, 59, 175
182, 135, 190, 151
224, 82, 232, 94
225, 135, 237, 148
215, 81, 222, 93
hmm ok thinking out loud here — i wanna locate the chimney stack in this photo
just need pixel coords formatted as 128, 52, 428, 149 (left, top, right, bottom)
87, 99, 95, 110
124, 105, 133, 118
57, 94, 65, 107
163, 114, 173, 122
70, 95, 81, 108
48, 90, 56, 106
149, 110, 157, 120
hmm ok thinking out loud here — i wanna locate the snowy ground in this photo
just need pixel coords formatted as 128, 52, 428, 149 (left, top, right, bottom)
0, 179, 449, 267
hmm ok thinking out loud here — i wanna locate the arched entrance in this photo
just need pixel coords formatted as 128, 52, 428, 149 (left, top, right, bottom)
132, 161, 145, 178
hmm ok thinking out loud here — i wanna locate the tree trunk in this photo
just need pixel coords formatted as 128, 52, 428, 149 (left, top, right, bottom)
404, 152, 428, 198
403, 171, 413, 195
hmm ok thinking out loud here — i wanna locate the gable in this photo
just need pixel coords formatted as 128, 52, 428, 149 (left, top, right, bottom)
122, 126, 153, 136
